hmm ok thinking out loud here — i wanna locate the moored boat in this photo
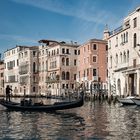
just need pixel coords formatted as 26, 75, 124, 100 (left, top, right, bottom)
118, 96, 136, 105
131, 98, 140, 106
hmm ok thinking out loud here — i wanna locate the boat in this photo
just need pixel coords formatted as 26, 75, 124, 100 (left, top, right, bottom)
0, 94, 84, 112
131, 98, 140, 106
117, 96, 136, 105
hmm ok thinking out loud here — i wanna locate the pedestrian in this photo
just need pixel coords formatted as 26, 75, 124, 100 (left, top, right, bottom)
6, 85, 12, 102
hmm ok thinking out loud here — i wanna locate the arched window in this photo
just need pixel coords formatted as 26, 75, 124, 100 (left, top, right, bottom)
124, 33, 125, 43
66, 72, 70, 80
33, 62, 36, 73
62, 71, 65, 80
66, 58, 69, 66
121, 34, 123, 44
62, 57, 65, 65
123, 51, 126, 63
46, 61, 48, 71
134, 33, 137, 47
127, 50, 129, 62
120, 52, 122, 63
126, 32, 128, 42
33, 87, 36, 92
116, 54, 118, 64
110, 56, 112, 67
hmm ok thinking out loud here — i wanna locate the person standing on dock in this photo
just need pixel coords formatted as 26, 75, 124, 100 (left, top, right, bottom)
6, 85, 12, 102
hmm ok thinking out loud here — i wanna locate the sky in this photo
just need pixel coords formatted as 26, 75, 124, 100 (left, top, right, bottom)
0, 0, 140, 56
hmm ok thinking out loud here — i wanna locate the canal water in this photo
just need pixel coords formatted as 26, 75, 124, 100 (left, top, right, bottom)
0, 98, 140, 140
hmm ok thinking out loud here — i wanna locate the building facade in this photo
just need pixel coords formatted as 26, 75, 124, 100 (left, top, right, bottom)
46, 41, 79, 96
18, 46, 39, 96
77, 39, 107, 93
0, 60, 4, 96
108, 7, 140, 96
4, 47, 20, 96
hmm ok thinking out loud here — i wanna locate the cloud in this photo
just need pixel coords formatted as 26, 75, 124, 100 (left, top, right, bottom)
10, 0, 119, 26
0, 34, 37, 45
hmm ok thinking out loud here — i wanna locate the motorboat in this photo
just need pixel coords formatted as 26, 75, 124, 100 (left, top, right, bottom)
131, 98, 140, 106
118, 96, 136, 105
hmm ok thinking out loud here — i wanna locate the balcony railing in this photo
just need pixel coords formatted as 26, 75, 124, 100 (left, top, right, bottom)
5, 80, 18, 83
19, 70, 28, 75
114, 63, 128, 72
92, 76, 98, 81
46, 75, 60, 83
7, 66, 14, 70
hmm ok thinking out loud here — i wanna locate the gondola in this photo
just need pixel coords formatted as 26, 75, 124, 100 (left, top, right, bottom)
0, 93, 84, 112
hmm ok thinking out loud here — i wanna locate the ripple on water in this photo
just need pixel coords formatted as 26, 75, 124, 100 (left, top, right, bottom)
0, 99, 140, 139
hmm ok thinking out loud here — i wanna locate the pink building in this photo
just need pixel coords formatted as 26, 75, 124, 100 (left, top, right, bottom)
77, 39, 107, 93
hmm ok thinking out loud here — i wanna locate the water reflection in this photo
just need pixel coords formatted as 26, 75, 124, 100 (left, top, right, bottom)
0, 99, 140, 139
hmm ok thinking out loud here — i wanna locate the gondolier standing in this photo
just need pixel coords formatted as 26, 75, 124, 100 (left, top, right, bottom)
6, 85, 12, 102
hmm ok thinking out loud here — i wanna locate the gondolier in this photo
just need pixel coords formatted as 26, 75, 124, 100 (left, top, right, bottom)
6, 85, 12, 102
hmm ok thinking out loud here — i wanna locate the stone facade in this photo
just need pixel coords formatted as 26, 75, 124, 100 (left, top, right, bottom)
108, 7, 140, 96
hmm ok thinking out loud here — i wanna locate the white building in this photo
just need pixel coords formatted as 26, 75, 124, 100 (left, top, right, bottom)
4, 46, 20, 96
18, 46, 39, 96
108, 6, 140, 96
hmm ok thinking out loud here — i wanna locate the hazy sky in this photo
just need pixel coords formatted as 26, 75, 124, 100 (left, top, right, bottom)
0, 0, 140, 55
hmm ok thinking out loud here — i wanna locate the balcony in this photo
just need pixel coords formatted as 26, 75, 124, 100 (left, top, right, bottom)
7, 66, 13, 70
81, 77, 87, 81
19, 70, 28, 75
92, 76, 98, 81
5, 80, 18, 83
46, 75, 59, 83
114, 63, 128, 72
19, 76, 29, 84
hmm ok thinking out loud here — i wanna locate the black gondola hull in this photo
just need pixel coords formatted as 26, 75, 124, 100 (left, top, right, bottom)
0, 97, 84, 112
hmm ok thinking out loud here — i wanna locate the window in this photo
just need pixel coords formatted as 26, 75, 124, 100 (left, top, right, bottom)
133, 59, 136, 67
74, 50, 77, 55
126, 32, 128, 42
66, 72, 70, 80
66, 49, 69, 54
93, 56, 97, 62
121, 34, 123, 44
33, 62, 36, 73
109, 40, 111, 48
74, 59, 77, 66
124, 33, 125, 43
88, 45, 89, 50
133, 17, 137, 28
93, 69, 97, 76
62, 71, 65, 80
123, 52, 126, 63
78, 50, 80, 55
120, 53, 122, 63
116, 54, 118, 64
116, 37, 118, 46
62, 84, 65, 89
127, 50, 129, 62
66, 58, 69, 66
93, 44, 97, 50
84, 47, 86, 52
134, 33, 137, 48
57, 49, 59, 54
87, 69, 89, 76
74, 74, 76, 80
62, 48, 65, 54
62, 57, 65, 65
33, 87, 36, 92
110, 56, 112, 67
